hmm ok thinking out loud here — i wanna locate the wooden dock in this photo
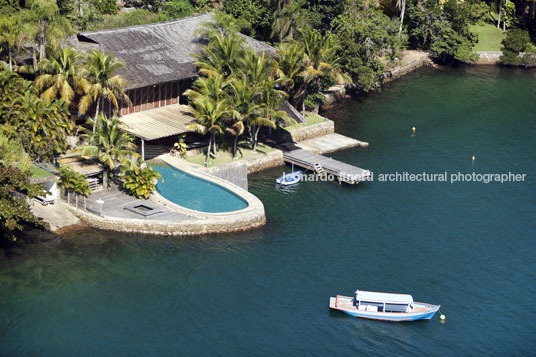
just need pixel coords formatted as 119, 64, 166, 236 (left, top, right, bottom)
282, 146, 371, 184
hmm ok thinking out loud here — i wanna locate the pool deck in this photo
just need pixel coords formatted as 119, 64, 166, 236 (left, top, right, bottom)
87, 186, 193, 221
63, 156, 266, 236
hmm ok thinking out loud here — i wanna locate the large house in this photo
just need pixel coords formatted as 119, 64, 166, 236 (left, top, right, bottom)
69, 13, 303, 159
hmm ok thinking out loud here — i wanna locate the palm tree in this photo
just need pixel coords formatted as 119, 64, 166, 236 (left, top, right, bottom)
184, 73, 231, 102
227, 78, 261, 158
253, 80, 293, 151
186, 96, 235, 167
29, 0, 70, 61
275, 42, 305, 106
297, 29, 351, 115
0, 14, 21, 72
193, 31, 245, 77
34, 47, 84, 105
81, 114, 138, 189
271, 0, 307, 41
79, 49, 130, 132
396, 0, 407, 38
240, 50, 279, 87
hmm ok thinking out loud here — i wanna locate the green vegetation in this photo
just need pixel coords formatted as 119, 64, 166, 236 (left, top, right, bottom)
58, 166, 91, 197
0, 71, 74, 162
184, 143, 275, 167
500, 29, 536, 65
186, 30, 293, 166
286, 113, 326, 130
120, 158, 162, 199
27, 164, 53, 179
81, 115, 138, 189
0, 164, 46, 243
470, 23, 505, 52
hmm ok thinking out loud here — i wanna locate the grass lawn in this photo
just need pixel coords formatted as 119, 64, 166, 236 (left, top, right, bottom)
286, 113, 327, 130
15, 163, 54, 179
471, 23, 505, 52
184, 142, 275, 168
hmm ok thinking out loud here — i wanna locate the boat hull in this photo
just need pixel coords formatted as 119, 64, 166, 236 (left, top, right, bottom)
329, 296, 440, 322
276, 171, 302, 186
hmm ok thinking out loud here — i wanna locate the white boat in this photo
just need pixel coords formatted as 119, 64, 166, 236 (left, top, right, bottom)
329, 290, 440, 322
276, 170, 302, 186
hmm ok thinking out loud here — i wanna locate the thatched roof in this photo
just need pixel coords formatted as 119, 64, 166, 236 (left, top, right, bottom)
71, 13, 276, 90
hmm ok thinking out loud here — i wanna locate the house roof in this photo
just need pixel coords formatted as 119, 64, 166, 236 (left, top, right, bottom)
355, 290, 414, 304
118, 104, 195, 141
71, 13, 276, 90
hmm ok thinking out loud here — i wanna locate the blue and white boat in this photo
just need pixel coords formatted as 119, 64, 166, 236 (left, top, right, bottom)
276, 170, 302, 186
329, 290, 440, 322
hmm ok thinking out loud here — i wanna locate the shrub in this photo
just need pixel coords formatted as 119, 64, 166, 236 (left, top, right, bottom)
58, 166, 92, 197
500, 29, 535, 65
163, 0, 194, 19
92, 0, 119, 15
120, 159, 162, 199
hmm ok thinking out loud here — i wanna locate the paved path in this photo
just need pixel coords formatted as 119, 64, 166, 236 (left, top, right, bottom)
297, 133, 368, 154
31, 200, 86, 233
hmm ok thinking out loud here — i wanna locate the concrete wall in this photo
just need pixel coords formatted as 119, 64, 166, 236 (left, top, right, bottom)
206, 161, 249, 190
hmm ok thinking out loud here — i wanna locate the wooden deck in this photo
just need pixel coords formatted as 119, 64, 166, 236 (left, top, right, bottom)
281, 144, 370, 184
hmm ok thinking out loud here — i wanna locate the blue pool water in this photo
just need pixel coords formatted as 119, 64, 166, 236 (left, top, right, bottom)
153, 164, 248, 213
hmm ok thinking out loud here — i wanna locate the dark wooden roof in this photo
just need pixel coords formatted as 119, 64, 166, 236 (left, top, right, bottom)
72, 13, 276, 90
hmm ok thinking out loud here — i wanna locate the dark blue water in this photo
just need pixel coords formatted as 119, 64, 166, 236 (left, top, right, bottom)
154, 164, 248, 212
1, 66, 535, 355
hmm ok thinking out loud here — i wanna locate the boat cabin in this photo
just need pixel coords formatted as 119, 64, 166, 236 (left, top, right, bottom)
354, 290, 414, 313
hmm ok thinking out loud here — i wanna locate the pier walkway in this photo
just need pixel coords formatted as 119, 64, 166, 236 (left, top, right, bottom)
280, 143, 371, 184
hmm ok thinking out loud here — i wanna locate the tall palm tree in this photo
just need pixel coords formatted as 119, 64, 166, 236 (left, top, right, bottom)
34, 47, 83, 105
396, 0, 407, 38
275, 42, 305, 106
0, 14, 21, 72
297, 29, 351, 115
184, 73, 231, 102
186, 96, 235, 167
240, 50, 279, 87
271, 0, 307, 41
29, 0, 70, 61
193, 31, 245, 77
79, 49, 130, 132
253, 81, 293, 151
81, 114, 138, 189
227, 78, 261, 158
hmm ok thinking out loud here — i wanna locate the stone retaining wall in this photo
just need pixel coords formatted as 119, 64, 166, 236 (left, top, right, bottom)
67, 204, 266, 236
287, 119, 334, 142
243, 150, 284, 174
382, 54, 433, 83
472, 51, 502, 64
322, 85, 347, 106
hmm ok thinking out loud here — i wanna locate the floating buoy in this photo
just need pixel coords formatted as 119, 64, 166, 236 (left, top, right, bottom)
440, 314, 446, 320
412, 126, 416, 132
472, 155, 475, 162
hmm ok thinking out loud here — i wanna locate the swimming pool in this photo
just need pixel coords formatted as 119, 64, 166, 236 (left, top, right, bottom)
153, 164, 249, 213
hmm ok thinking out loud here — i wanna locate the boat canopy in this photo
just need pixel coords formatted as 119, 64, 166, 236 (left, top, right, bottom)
355, 290, 414, 304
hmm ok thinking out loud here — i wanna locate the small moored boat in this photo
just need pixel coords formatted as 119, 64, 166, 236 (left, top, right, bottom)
329, 290, 440, 322
276, 170, 302, 186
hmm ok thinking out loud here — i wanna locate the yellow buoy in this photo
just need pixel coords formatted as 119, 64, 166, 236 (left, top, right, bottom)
472, 155, 475, 161
412, 126, 416, 132
440, 314, 446, 320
